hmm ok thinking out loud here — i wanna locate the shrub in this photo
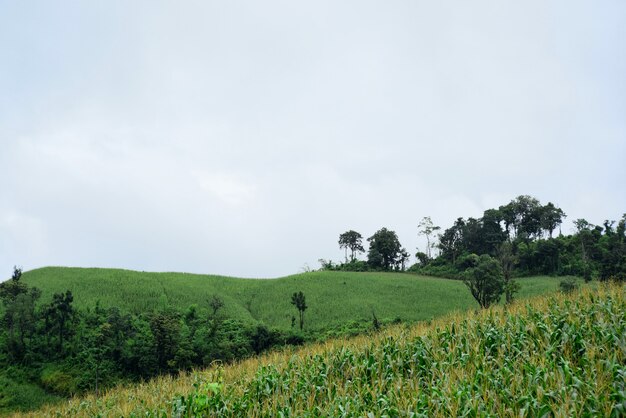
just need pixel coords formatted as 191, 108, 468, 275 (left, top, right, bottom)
559, 277, 578, 294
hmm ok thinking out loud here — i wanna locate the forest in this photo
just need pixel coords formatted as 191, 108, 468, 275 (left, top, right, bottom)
330, 195, 626, 283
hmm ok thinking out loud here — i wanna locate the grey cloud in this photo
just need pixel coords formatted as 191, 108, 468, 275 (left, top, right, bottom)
1, 1, 624, 278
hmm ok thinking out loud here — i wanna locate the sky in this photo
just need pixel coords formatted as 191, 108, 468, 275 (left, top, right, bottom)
1, 1, 625, 279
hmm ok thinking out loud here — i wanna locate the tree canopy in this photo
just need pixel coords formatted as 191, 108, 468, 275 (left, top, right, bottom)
367, 228, 404, 270
338, 230, 365, 262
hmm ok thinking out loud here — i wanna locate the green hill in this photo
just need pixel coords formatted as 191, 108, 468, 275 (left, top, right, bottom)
22, 267, 568, 330
15, 284, 624, 417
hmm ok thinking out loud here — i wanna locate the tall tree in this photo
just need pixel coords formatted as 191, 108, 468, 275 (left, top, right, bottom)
0, 266, 28, 304
290, 291, 307, 330
574, 218, 593, 262
398, 248, 411, 271
417, 217, 441, 259
367, 227, 403, 270
497, 242, 519, 304
150, 309, 181, 373
481, 209, 507, 255
439, 218, 465, 264
46, 290, 75, 354
0, 267, 41, 361
540, 203, 566, 238
499, 195, 542, 240
338, 230, 365, 262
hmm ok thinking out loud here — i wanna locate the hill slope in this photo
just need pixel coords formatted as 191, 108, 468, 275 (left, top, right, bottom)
15, 284, 625, 417
22, 267, 564, 330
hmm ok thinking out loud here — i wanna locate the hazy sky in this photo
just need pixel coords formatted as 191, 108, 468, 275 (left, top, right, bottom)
1, 1, 625, 279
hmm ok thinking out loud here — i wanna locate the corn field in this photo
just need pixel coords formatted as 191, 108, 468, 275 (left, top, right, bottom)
16, 284, 626, 417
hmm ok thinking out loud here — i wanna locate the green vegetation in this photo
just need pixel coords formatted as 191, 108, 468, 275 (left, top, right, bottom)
330, 196, 625, 309
0, 374, 61, 414
20, 267, 563, 330
331, 196, 625, 285
0, 267, 568, 413
15, 284, 626, 417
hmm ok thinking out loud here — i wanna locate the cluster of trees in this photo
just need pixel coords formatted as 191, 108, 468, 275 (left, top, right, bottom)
431, 195, 625, 282
0, 268, 305, 398
329, 228, 410, 272
328, 195, 625, 307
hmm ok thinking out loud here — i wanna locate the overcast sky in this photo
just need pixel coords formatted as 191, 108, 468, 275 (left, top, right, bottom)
1, 1, 625, 279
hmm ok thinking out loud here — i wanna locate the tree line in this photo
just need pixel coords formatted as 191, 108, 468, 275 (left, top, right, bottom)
326, 195, 625, 306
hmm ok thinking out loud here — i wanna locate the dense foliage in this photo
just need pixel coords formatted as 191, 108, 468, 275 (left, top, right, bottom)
427, 196, 625, 281
0, 269, 305, 412
331, 196, 626, 283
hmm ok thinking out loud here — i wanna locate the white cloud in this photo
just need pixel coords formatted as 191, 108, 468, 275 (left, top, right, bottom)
195, 171, 256, 207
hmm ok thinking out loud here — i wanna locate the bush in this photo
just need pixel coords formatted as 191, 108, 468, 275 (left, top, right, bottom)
40, 366, 76, 396
559, 277, 579, 294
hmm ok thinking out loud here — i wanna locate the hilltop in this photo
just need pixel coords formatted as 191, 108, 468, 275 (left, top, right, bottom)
22, 267, 563, 330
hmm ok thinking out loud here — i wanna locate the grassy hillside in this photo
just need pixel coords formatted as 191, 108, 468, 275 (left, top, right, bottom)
22, 267, 567, 330
14, 284, 625, 417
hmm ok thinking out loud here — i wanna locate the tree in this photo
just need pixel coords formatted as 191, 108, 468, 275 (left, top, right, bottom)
367, 227, 403, 270
0, 267, 41, 361
574, 218, 593, 263
481, 209, 507, 255
540, 203, 566, 238
208, 295, 224, 317
439, 218, 465, 264
497, 242, 519, 304
462, 254, 505, 309
290, 291, 307, 330
150, 309, 181, 373
45, 290, 75, 354
338, 230, 365, 262
417, 217, 441, 259
499, 195, 542, 240
398, 248, 410, 271
0, 266, 28, 305
414, 251, 430, 266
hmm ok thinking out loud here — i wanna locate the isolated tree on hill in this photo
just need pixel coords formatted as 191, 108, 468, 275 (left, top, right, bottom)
338, 230, 365, 262
209, 295, 224, 317
463, 254, 505, 309
417, 216, 441, 259
291, 291, 307, 330
367, 228, 403, 270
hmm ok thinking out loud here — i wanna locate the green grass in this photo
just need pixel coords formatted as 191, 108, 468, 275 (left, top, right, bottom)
0, 374, 62, 414
21, 267, 574, 330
